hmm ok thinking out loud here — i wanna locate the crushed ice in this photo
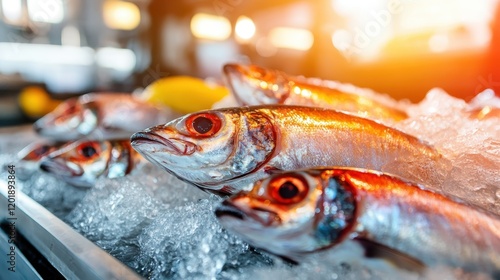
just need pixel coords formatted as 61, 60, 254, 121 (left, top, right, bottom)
397, 89, 500, 214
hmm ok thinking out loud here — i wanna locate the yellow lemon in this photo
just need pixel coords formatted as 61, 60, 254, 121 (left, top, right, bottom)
141, 76, 229, 114
18, 86, 60, 118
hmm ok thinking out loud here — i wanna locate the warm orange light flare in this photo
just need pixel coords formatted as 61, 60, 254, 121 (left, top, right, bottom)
235, 16, 256, 42
103, 0, 141, 30
190, 13, 232, 41
269, 27, 314, 51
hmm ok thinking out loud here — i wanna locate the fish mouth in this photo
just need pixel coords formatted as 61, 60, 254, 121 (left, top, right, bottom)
216, 199, 280, 227
39, 158, 83, 177
131, 131, 198, 156
215, 200, 246, 220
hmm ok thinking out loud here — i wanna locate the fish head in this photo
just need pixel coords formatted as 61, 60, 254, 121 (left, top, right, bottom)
33, 97, 99, 140
223, 64, 291, 106
16, 141, 63, 179
39, 140, 112, 187
216, 170, 357, 259
131, 107, 276, 193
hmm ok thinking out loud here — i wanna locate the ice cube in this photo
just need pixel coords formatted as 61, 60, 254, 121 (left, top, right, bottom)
395, 89, 500, 215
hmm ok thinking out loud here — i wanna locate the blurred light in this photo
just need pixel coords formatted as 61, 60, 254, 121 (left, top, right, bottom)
2, 0, 23, 25
27, 0, 64, 24
428, 34, 449, 53
190, 13, 231, 41
255, 37, 278, 57
96, 47, 136, 72
268, 27, 314, 51
235, 16, 256, 42
61, 25, 80, 46
331, 0, 352, 15
0, 43, 93, 65
331, 29, 352, 52
331, 0, 382, 17
397, 0, 497, 34
103, 0, 141, 30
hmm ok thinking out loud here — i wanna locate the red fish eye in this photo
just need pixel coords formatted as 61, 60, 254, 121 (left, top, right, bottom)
34, 145, 51, 157
65, 104, 77, 114
269, 175, 309, 204
186, 113, 221, 137
77, 142, 99, 159
278, 182, 298, 198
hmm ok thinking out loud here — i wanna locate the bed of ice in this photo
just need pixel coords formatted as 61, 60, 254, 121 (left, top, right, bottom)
0, 89, 498, 280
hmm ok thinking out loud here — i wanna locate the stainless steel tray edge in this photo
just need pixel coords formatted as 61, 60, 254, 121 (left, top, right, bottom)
0, 182, 144, 280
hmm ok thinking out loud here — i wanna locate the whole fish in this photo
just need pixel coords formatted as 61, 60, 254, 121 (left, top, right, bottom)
223, 64, 408, 123
39, 139, 142, 187
131, 106, 449, 195
215, 168, 500, 273
33, 93, 177, 140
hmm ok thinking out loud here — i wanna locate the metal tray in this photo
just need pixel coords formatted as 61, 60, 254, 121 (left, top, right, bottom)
0, 181, 143, 279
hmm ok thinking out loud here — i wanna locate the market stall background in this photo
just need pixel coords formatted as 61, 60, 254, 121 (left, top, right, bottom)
1, 0, 500, 126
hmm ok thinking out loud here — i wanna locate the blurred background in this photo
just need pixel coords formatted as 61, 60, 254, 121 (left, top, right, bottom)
1, 0, 499, 126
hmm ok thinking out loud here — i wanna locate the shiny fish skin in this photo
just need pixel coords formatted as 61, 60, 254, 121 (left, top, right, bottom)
131, 105, 449, 194
224, 64, 408, 123
215, 168, 500, 273
33, 93, 176, 140
39, 139, 142, 187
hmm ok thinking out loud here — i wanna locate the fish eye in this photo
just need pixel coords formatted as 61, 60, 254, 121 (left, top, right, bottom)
269, 175, 309, 204
77, 142, 99, 158
278, 182, 298, 198
186, 113, 222, 137
55, 102, 81, 124
60, 102, 80, 116
65, 104, 77, 114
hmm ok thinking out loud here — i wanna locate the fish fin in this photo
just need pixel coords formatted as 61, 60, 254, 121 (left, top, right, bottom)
264, 167, 284, 175
356, 238, 426, 275
204, 187, 231, 197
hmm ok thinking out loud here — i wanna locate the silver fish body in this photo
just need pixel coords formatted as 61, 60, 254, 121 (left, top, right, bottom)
39, 139, 142, 187
33, 93, 176, 140
131, 106, 449, 194
223, 64, 408, 123
216, 168, 500, 273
